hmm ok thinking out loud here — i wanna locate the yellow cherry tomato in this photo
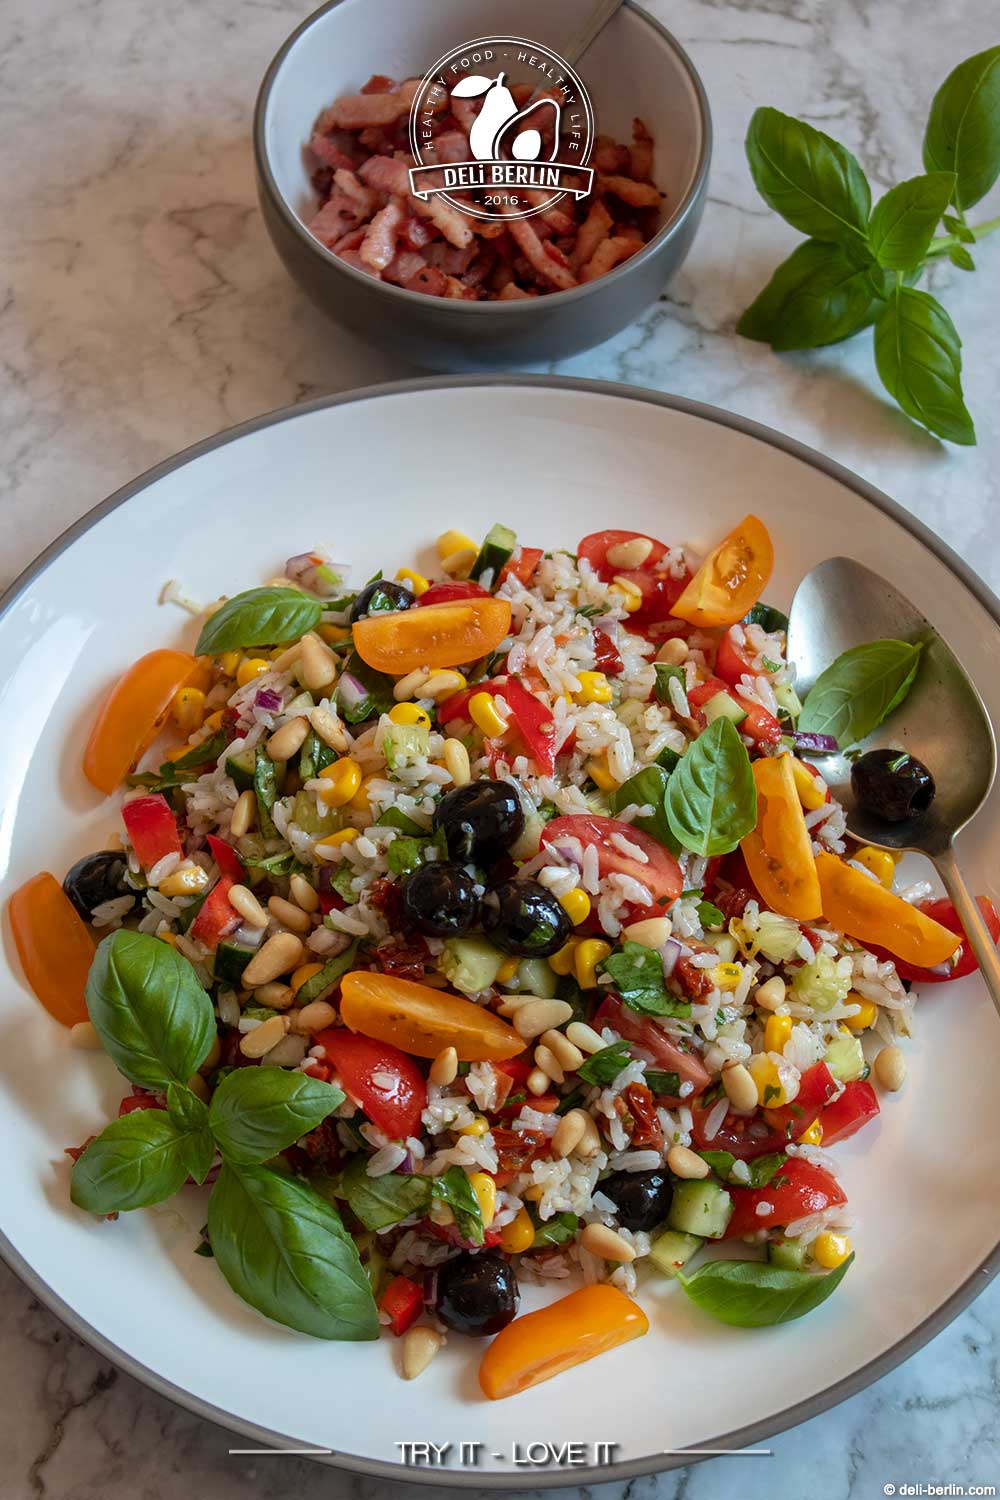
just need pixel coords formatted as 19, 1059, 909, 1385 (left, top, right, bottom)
815, 852, 961, 967
741, 755, 822, 921
670, 515, 774, 628
479, 1285, 649, 1400
352, 598, 511, 676
83, 649, 200, 795
338, 971, 525, 1061
8, 873, 95, 1026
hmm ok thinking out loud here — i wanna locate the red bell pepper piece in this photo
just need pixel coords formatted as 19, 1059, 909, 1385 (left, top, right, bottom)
763, 1060, 839, 1139
496, 676, 556, 774
121, 794, 183, 868
820, 1079, 880, 1145
378, 1274, 425, 1336
499, 547, 543, 587
723, 1158, 847, 1239
206, 834, 244, 882
593, 628, 624, 677
189, 876, 240, 950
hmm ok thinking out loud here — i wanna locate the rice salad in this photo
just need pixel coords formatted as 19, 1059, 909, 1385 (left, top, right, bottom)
13, 515, 976, 1399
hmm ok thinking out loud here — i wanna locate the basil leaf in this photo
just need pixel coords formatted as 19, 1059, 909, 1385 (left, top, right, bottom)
127, 732, 230, 790
948, 245, 976, 272
166, 1083, 215, 1185
738, 239, 889, 350
386, 836, 427, 877
698, 900, 725, 929
296, 940, 359, 1005
576, 1040, 633, 1085
867, 172, 956, 271
86, 930, 215, 1090
610, 765, 679, 854
336, 651, 395, 724
665, 718, 757, 858
240, 848, 296, 876
253, 746, 279, 838
208, 1068, 344, 1165
697, 1149, 737, 1180
746, 1152, 789, 1188
299, 730, 336, 783
330, 865, 359, 905
71, 1109, 192, 1213
334, 1155, 432, 1230
374, 807, 425, 835
208, 1163, 378, 1339
943, 213, 976, 244
196, 588, 323, 655
744, 603, 789, 634
799, 638, 924, 747
874, 286, 975, 445
645, 1069, 681, 1097
678, 1252, 854, 1327
923, 46, 1000, 210
431, 1166, 485, 1246
653, 663, 685, 703
745, 108, 872, 257
531, 1211, 579, 1249
598, 941, 690, 1018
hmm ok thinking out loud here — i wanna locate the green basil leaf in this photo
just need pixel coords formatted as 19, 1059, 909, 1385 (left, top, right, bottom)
86, 930, 215, 1090
678, 1252, 854, 1327
653, 662, 686, 702
743, 602, 789, 634
700, 1150, 789, 1189
127, 732, 230, 791
867, 172, 956, 270
799, 638, 924, 747
208, 1068, 344, 1165
738, 239, 889, 350
698, 900, 725, 929
336, 651, 395, 724
665, 717, 757, 858
431, 1166, 485, 1246
296, 940, 359, 1005
71, 1109, 192, 1214
374, 806, 425, 835
166, 1083, 215, 1185
576, 1040, 633, 1085
874, 285, 975, 445
598, 941, 690, 1018
923, 46, 1000, 210
645, 1069, 681, 1097
208, 1163, 378, 1339
240, 848, 297, 876
697, 1149, 737, 1181
531, 1211, 579, 1248
334, 1155, 432, 1231
745, 108, 872, 255
330, 865, 359, 905
610, 765, 679, 854
195, 588, 323, 655
948, 244, 976, 272
745, 1151, 789, 1188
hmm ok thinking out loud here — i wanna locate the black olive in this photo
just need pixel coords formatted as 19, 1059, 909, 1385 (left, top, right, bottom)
601, 1168, 673, 1232
401, 860, 480, 936
433, 781, 524, 863
350, 579, 414, 621
62, 851, 137, 922
481, 878, 572, 958
436, 1252, 519, 1337
851, 748, 936, 823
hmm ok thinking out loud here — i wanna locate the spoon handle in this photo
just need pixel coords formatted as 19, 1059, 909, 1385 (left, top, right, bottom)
561, 0, 626, 65
934, 845, 1000, 1016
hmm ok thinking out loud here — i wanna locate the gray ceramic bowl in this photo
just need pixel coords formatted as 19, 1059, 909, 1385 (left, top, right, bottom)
254, 0, 711, 370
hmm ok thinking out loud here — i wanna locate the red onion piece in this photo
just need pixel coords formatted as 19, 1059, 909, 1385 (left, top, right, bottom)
661, 937, 681, 977
337, 673, 368, 713
792, 731, 839, 755
254, 687, 283, 712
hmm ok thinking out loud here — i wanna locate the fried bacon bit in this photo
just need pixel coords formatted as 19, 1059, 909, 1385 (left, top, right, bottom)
360, 198, 405, 270
599, 174, 664, 209
404, 264, 450, 297
508, 218, 577, 291
629, 118, 655, 181
358, 153, 411, 197
581, 230, 644, 283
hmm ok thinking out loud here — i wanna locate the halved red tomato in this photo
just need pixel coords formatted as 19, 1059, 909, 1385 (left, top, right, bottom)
870, 896, 1000, 983
820, 1080, 879, 1145
689, 1098, 787, 1160
577, 530, 690, 627
723, 1157, 846, 1239
715, 629, 756, 687
416, 580, 489, 607
541, 814, 682, 911
592, 996, 710, 1099
688, 678, 783, 748
316, 1029, 427, 1140
763, 1060, 838, 1137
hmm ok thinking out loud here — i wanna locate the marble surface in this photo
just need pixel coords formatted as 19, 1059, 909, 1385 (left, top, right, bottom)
2, 0, 1000, 1493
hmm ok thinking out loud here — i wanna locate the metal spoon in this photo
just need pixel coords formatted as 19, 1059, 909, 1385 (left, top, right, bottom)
787, 556, 1000, 1010
561, 0, 627, 66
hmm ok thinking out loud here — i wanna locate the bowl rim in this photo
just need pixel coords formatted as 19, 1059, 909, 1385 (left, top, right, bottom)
252, 0, 713, 315
2, 374, 1000, 1487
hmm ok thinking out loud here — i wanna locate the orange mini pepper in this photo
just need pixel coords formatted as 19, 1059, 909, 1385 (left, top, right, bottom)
352, 598, 511, 676
741, 755, 823, 921
83, 649, 199, 794
815, 852, 961, 968
479, 1284, 649, 1400
338, 971, 525, 1062
8, 872, 94, 1026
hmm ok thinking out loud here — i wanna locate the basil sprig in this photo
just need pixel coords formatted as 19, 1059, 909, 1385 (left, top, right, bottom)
71, 1108, 207, 1215
208, 1069, 345, 1165
678, 1252, 854, 1327
610, 765, 679, 854
333, 1156, 433, 1231
196, 587, 324, 655
665, 718, 757, 858
798, 638, 924, 748
738, 48, 1000, 444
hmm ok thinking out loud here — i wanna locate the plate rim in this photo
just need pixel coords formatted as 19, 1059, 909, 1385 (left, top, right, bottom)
3, 374, 999, 1488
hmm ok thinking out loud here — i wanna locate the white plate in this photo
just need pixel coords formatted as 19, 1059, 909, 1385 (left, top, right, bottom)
1, 379, 998, 1487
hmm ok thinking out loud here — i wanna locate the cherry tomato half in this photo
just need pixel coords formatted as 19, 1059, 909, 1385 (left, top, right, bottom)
815, 853, 960, 969
671, 515, 774, 629
8, 872, 95, 1026
316, 1028, 427, 1139
872, 896, 1000, 983
592, 996, 710, 1099
723, 1157, 846, 1239
479, 1284, 649, 1401
577, 530, 690, 627
541, 814, 682, 911
740, 755, 822, 921
83, 649, 200, 796
338, 971, 525, 1061
353, 597, 511, 676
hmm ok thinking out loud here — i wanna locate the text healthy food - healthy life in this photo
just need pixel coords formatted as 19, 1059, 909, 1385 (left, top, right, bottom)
10, 519, 994, 1400
738, 45, 1000, 445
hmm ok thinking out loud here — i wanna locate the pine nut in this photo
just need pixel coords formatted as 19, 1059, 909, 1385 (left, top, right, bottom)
443, 738, 471, 787
513, 998, 574, 1040
623, 916, 672, 948
267, 716, 309, 763
541, 1028, 584, 1072
552, 1109, 587, 1158
267, 895, 312, 934
874, 1044, 907, 1092
441, 547, 477, 577
289, 873, 319, 912
527, 1067, 551, 1096
186, 1072, 211, 1103
228, 883, 269, 929
566, 1021, 605, 1055
754, 976, 787, 1011
429, 1046, 459, 1086
667, 1144, 709, 1180
253, 982, 294, 1010
309, 703, 349, 752
605, 536, 654, 569
242, 932, 305, 986
300, 633, 338, 692
239, 1014, 290, 1057
401, 1326, 443, 1380
293, 1000, 338, 1034
576, 1112, 603, 1158
722, 1062, 758, 1113
229, 788, 256, 838
655, 637, 688, 666
69, 1020, 102, 1050
270, 640, 302, 672
580, 1222, 636, 1263
533, 1044, 564, 1084
393, 667, 431, 702
424, 671, 466, 702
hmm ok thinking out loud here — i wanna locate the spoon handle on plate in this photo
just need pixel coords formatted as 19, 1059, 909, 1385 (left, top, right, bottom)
934, 845, 1000, 1016
560, 0, 626, 65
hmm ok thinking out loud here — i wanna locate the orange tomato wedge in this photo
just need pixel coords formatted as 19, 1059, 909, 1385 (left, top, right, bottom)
479, 1285, 649, 1400
815, 852, 961, 967
83, 649, 200, 795
670, 514, 774, 628
352, 598, 511, 676
338, 971, 525, 1061
8, 873, 95, 1026
741, 755, 822, 921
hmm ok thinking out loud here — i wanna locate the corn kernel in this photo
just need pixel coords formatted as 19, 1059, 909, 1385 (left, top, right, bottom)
219, 650, 241, 676
317, 827, 359, 848
395, 567, 430, 597
469, 691, 509, 738
436, 529, 477, 561
548, 938, 579, 977
712, 961, 743, 992
813, 1231, 852, 1269
499, 1206, 535, 1254
845, 994, 878, 1030
575, 938, 612, 990
764, 1013, 794, 1053
854, 845, 896, 889
237, 657, 270, 688
559, 887, 592, 926
790, 757, 828, 811
203, 709, 225, 731
291, 963, 323, 995
388, 702, 431, 729
748, 1053, 791, 1107
158, 865, 210, 898
460, 1115, 490, 1138
496, 956, 520, 985
574, 671, 613, 705
469, 1171, 497, 1227
799, 1118, 824, 1146
317, 757, 363, 808
609, 576, 643, 612
586, 756, 619, 792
